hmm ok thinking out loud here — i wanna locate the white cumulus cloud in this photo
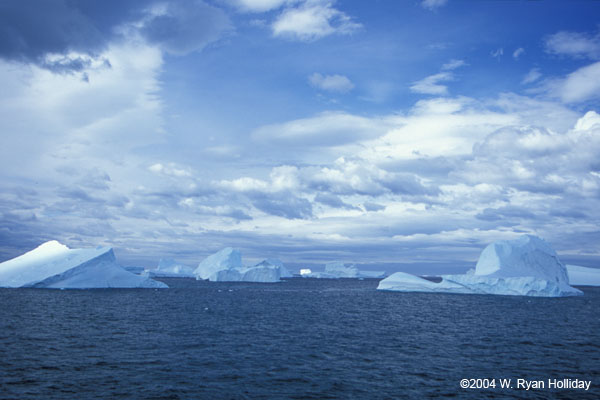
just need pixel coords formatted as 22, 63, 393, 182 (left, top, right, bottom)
545, 30, 600, 59
272, 0, 361, 41
308, 72, 354, 93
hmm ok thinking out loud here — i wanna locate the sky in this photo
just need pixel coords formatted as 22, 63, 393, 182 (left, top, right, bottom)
1, 0, 600, 273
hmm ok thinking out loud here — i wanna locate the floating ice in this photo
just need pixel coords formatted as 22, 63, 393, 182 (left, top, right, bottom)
378, 235, 582, 297
194, 248, 282, 282
304, 261, 385, 279
254, 258, 293, 278
146, 258, 195, 278
0, 241, 167, 289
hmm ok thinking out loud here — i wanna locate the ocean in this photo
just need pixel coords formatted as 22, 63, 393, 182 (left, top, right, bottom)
1, 278, 598, 399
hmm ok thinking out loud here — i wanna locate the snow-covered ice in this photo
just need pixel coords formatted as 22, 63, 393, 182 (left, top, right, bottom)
0, 240, 167, 289
567, 265, 600, 286
378, 235, 582, 297
146, 258, 195, 278
194, 248, 283, 282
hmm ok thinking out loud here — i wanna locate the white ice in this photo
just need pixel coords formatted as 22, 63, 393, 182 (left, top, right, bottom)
0, 240, 167, 289
146, 258, 195, 278
377, 235, 582, 297
303, 261, 386, 279
194, 248, 282, 282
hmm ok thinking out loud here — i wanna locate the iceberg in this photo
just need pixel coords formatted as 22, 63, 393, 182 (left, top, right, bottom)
254, 258, 293, 278
194, 248, 282, 282
0, 240, 167, 289
378, 235, 582, 297
194, 247, 242, 280
566, 265, 600, 286
304, 261, 386, 279
146, 258, 195, 278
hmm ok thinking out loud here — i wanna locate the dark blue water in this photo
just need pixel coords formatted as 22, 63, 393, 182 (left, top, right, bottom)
1, 278, 599, 399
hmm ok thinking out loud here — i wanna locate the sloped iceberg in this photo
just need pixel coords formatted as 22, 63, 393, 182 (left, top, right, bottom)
378, 235, 582, 297
146, 258, 195, 278
566, 265, 600, 286
0, 241, 167, 289
194, 248, 283, 282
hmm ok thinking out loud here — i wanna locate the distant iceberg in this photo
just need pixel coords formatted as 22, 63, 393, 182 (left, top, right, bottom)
566, 265, 600, 286
304, 261, 386, 279
145, 258, 195, 278
378, 235, 582, 297
254, 258, 293, 278
194, 248, 285, 282
0, 241, 167, 289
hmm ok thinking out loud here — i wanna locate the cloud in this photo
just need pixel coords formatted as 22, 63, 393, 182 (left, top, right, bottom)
314, 193, 358, 210
441, 59, 466, 70
513, 47, 525, 59
0, 0, 232, 71
227, 0, 295, 12
0, 0, 107, 68
272, 0, 361, 41
544, 30, 600, 59
252, 111, 391, 146
421, 0, 448, 10
148, 163, 193, 177
250, 190, 313, 219
411, 59, 466, 95
490, 48, 503, 59
522, 67, 541, 84
139, 0, 232, 56
410, 72, 453, 95
308, 72, 354, 93
550, 61, 600, 103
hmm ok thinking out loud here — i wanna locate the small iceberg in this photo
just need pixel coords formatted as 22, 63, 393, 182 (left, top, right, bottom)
145, 258, 195, 278
194, 248, 286, 282
304, 261, 386, 279
0, 241, 167, 289
378, 235, 582, 297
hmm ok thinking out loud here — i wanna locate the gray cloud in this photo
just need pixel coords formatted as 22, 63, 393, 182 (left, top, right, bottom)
0, 0, 231, 71
249, 190, 313, 219
140, 0, 232, 55
314, 193, 358, 210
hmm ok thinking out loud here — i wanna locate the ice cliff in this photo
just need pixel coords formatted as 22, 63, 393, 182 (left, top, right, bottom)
378, 235, 582, 297
0, 241, 167, 289
194, 248, 285, 282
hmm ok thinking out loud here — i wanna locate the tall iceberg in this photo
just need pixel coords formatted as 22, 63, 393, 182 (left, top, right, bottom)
0, 241, 167, 289
378, 235, 582, 297
194, 248, 283, 282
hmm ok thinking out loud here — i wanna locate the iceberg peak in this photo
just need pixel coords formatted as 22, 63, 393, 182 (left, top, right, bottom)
378, 234, 582, 297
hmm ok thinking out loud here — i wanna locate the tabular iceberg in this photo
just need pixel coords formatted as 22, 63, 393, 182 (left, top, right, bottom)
567, 265, 600, 286
377, 235, 582, 297
304, 261, 386, 279
0, 241, 167, 289
194, 248, 283, 282
146, 258, 195, 278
